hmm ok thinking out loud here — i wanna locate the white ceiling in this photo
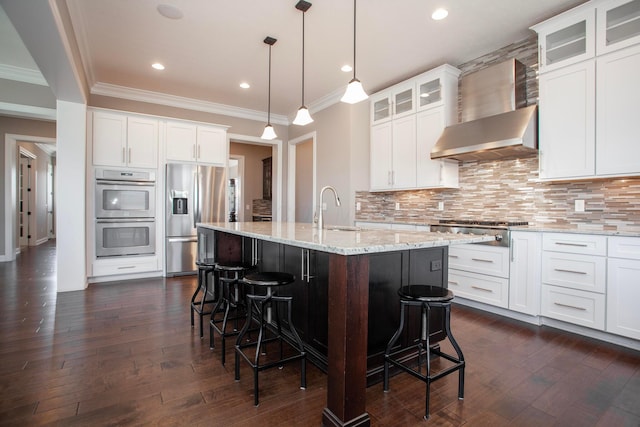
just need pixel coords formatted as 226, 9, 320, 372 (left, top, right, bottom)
1, 0, 588, 121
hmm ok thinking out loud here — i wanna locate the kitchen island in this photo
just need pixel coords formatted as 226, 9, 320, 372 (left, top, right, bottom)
197, 222, 493, 427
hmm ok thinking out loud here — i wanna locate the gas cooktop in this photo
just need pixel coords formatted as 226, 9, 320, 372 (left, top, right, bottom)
437, 219, 529, 227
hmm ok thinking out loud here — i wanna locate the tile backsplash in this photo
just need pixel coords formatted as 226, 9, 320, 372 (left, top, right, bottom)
355, 157, 640, 232
355, 35, 640, 232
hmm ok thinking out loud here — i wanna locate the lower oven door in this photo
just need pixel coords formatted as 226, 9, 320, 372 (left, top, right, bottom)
96, 219, 156, 257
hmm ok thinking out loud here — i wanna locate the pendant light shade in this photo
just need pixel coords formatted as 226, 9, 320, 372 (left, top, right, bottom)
293, 1, 313, 126
341, 0, 368, 104
261, 36, 277, 140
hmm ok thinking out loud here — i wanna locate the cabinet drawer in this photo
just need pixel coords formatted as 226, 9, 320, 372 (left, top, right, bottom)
543, 233, 607, 255
541, 284, 605, 330
541, 251, 606, 293
448, 269, 509, 308
93, 257, 159, 277
608, 236, 640, 260
449, 244, 509, 278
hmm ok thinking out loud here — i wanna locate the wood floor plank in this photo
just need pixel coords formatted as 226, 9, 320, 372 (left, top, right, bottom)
1, 240, 639, 426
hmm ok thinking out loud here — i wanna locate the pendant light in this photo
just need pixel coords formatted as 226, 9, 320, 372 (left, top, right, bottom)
293, 1, 313, 126
341, 0, 368, 104
261, 36, 278, 140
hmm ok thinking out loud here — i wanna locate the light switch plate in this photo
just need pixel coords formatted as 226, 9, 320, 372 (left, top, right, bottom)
575, 199, 585, 212
437, 201, 444, 211
356, 202, 361, 211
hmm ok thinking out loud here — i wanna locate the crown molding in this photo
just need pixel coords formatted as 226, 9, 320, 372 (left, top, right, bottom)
91, 82, 290, 126
0, 64, 48, 86
0, 101, 56, 121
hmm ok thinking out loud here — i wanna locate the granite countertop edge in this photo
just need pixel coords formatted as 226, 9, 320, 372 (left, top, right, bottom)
197, 222, 496, 255
355, 219, 640, 237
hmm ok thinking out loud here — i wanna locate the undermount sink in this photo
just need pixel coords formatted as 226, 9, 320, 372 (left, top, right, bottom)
324, 225, 365, 232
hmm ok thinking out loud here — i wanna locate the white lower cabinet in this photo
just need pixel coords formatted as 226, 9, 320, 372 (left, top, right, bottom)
509, 232, 541, 316
448, 244, 510, 308
92, 256, 160, 277
541, 284, 605, 329
606, 236, 640, 340
541, 233, 606, 331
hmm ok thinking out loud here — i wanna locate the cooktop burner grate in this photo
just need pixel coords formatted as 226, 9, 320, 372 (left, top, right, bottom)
438, 219, 529, 227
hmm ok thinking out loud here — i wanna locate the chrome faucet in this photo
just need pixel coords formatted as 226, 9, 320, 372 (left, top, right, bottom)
317, 186, 341, 230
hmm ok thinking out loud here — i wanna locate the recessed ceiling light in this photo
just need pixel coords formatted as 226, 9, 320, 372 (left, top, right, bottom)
239, 82, 250, 89
157, 4, 183, 20
432, 8, 448, 20
341, 65, 352, 72
152, 63, 165, 70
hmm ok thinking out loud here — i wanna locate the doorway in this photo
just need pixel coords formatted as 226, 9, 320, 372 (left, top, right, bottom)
228, 157, 244, 222
287, 132, 316, 223
18, 149, 36, 249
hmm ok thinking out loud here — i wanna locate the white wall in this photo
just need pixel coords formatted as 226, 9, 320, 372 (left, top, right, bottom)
56, 100, 87, 292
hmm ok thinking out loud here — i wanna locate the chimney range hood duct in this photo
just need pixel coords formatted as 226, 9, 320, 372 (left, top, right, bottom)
431, 59, 538, 162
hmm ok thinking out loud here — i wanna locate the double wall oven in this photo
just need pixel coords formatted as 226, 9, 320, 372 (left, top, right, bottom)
95, 169, 156, 258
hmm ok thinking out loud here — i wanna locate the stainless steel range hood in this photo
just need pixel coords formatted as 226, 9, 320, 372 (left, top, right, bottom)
431, 59, 538, 162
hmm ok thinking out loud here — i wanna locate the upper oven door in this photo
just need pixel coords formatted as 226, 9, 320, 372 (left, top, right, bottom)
96, 180, 156, 218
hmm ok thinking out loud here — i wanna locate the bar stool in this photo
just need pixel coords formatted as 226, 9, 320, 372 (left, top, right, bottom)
209, 261, 255, 365
383, 285, 465, 420
234, 271, 306, 406
191, 258, 217, 338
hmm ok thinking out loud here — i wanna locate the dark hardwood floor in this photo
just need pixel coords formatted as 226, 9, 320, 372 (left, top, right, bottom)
1, 240, 639, 426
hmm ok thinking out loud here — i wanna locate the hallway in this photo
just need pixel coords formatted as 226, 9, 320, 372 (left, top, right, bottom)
0, 241, 639, 426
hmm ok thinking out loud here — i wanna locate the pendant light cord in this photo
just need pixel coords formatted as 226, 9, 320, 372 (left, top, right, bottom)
301, 11, 305, 106
267, 44, 272, 125
352, 0, 357, 80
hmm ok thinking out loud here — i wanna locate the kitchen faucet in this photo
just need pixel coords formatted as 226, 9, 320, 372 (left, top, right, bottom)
316, 186, 341, 230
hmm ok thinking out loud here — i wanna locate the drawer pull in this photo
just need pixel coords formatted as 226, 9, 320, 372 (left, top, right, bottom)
471, 285, 493, 293
117, 265, 136, 270
471, 258, 494, 263
449, 255, 459, 258
448, 280, 459, 285
553, 302, 587, 311
554, 268, 587, 275
555, 242, 588, 247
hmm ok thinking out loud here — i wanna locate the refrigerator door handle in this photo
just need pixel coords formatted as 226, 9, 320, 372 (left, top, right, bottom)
193, 171, 199, 228
167, 237, 197, 243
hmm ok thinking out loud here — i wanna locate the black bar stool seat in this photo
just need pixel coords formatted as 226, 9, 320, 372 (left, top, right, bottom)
383, 284, 465, 420
234, 271, 306, 406
190, 258, 217, 338
209, 261, 255, 365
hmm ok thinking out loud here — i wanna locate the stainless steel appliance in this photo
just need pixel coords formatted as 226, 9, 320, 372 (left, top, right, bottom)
96, 218, 156, 257
430, 219, 529, 247
95, 168, 157, 258
165, 163, 226, 276
95, 168, 156, 218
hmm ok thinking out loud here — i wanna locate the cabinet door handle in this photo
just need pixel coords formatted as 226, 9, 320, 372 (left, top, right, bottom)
539, 45, 543, 68
555, 242, 588, 247
510, 238, 515, 262
471, 285, 493, 293
301, 248, 307, 281
193, 144, 197, 159
128, 147, 132, 164
122, 147, 126, 164
472, 258, 494, 263
392, 171, 395, 185
554, 268, 587, 275
554, 302, 587, 311
197, 144, 201, 159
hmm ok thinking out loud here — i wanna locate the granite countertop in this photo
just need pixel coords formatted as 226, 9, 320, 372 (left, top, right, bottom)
197, 222, 495, 255
356, 219, 640, 237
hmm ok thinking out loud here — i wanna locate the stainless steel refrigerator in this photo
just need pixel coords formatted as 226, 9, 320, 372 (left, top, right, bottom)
165, 163, 226, 275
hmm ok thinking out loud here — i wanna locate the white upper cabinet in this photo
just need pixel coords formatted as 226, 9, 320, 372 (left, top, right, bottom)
369, 64, 460, 191
597, 0, 640, 55
165, 121, 228, 165
92, 111, 158, 169
595, 43, 640, 176
538, 60, 596, 179
532, 6, 595, 73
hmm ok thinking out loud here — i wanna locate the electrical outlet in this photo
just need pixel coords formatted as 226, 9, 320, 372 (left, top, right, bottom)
575, 199, 585, 212
437, 201, 444, 211
431, 260, 442, 271
356, 202, 361, 211
395, 202, 400, 210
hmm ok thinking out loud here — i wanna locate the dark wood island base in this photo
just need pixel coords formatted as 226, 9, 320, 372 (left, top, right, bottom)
197, 223, 493, 426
